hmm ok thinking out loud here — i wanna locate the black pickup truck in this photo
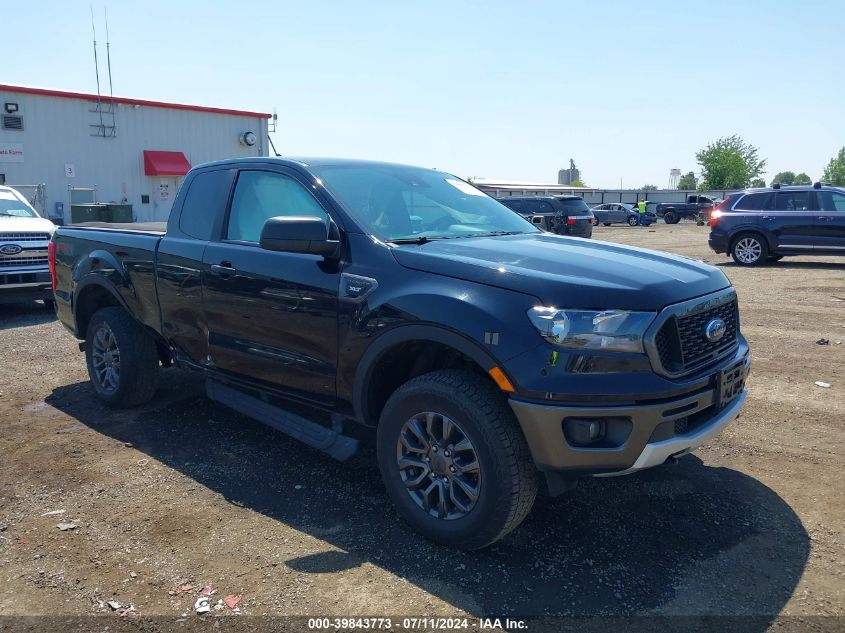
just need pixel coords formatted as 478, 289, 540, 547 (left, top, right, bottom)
51, 157, 750, 549
655, 195, 718, 224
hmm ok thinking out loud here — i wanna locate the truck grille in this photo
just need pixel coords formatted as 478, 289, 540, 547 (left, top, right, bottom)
0, 232, 51, 242
0, 254, 49, 266
654, 297, 738, 375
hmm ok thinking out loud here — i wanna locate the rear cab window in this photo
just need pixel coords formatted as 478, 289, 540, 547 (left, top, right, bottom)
178, 170, 234, 240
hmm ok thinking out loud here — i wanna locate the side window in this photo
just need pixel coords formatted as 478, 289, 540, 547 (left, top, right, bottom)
227, 171, 327, 242
773, 191, 811, 211
817, 191, 845, 212
734, 193, 771, 211
537, 201, 555, 213
179, 170, 232, 240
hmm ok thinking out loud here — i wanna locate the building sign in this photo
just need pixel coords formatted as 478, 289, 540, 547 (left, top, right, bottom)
158, 182, 170, 201
0, 143, 24, 163
65, 164, 76, 178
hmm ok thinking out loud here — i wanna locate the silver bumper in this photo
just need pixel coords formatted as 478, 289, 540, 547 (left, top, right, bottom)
595, 389, 747, 477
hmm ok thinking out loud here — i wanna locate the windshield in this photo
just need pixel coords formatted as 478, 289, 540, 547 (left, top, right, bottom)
311, 164, 539, 241
0, 191, 38, 218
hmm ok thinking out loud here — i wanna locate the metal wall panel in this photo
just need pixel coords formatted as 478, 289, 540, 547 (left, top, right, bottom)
0, 90, 269, 223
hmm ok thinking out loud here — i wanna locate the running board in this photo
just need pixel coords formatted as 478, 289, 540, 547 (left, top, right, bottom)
206, 380, 359, 462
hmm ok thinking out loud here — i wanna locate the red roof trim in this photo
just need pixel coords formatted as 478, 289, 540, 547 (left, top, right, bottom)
144, 150, 192, 176
0, 84, 271, 119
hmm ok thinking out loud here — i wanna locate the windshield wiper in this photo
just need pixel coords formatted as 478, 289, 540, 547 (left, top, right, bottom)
389, 236, 449, 245
460, 230, 526, 238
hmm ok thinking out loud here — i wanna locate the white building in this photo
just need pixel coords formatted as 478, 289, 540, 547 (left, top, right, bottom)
0, 84, 270, 223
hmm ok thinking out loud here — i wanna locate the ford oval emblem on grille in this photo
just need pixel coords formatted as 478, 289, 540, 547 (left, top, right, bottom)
704, 318, 727, 343
0, 244, 23, 256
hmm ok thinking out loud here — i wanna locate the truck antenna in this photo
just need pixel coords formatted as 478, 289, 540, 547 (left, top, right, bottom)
90, 5, 105, 133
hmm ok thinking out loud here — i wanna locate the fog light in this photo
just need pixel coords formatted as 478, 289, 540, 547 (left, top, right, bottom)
563, 417, 607, 446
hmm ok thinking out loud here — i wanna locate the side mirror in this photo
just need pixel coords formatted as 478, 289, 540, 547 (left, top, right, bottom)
259, 216, 338, 256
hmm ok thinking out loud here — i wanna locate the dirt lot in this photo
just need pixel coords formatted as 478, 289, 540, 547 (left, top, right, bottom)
0, 222, 843, 628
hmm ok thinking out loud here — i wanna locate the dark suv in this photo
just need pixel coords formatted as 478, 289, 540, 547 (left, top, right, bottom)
499, 195, 594, 238
709, 183, 845, 266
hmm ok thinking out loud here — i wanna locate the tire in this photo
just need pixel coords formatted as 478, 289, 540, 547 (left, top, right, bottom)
376, 369, 539, 550
603, 223, 611, 227
730, 233, 768, 266
628, 215, 639, 226
43, 298, 55, 311
663, 210, 679, 224
85, 306, 160, 407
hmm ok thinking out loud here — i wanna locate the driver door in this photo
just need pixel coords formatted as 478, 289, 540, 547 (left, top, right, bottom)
202, 168, 342, 405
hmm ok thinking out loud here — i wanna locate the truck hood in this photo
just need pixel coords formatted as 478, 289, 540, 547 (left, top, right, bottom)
0, 216, 57, 236
390, 233, 730, 311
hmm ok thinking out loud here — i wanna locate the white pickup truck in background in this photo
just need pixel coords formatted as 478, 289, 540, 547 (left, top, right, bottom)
0, 185, 56, 308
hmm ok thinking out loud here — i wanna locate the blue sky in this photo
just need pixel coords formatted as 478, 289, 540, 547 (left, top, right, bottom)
6, 0, 844, 188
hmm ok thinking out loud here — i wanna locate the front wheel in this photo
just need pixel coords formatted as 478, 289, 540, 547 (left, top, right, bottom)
377, 369, 538, 550
628, 215, 639, 226
663, 211, 679, 224
603, 222, 611, 227
85, 307, 160, 407
731, 234, 768, 266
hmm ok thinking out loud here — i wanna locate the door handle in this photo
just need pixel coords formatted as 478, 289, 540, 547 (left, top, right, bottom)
210, 263, 237, 277
761, 215, 776, 221
817, 216, 833, 221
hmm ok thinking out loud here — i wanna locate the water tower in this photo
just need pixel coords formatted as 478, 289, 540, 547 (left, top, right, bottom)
669, 168, 681, 189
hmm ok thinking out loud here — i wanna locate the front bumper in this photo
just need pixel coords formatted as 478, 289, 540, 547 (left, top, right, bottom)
509, 352, 750, 476
0, 271, 53, 304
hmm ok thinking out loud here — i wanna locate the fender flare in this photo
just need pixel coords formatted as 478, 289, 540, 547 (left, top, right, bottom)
73, 276, 132, 336
351, 324, 502, 423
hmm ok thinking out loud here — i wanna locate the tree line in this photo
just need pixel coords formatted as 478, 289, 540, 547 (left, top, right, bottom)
674, 136, 845, 191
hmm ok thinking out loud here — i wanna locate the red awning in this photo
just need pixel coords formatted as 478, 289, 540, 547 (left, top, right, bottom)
143, 150, 191, 176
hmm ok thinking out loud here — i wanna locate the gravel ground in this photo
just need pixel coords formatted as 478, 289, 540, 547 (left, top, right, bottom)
0, 222, 843, 628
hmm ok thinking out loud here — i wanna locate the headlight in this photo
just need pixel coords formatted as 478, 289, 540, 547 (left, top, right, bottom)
527, 307, 655, 353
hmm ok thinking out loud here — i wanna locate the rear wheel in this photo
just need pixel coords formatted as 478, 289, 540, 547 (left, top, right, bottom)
377, 369, 538, 550
730, 233, 768, 266
663, 210, 679, 224
628, 215, 639, 226
85, 307, 160, 407
603, 222, 611, 227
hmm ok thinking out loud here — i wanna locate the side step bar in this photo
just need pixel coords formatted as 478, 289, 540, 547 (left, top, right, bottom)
206, 380, 359, 462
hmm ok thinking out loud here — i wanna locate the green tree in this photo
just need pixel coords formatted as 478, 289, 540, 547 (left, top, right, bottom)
821, 147, 845, 185
678, 171, 697, 190
793, 172, 812, 185
750, 178, 767, 188
696, 135, 766, 189
640, 184, 658, 190
569, 178, 587, 187
771, 171, 796, 186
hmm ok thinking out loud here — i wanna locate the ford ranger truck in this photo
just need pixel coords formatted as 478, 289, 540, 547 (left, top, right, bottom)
51, 158, 751, 549
0, 185, 56, 307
